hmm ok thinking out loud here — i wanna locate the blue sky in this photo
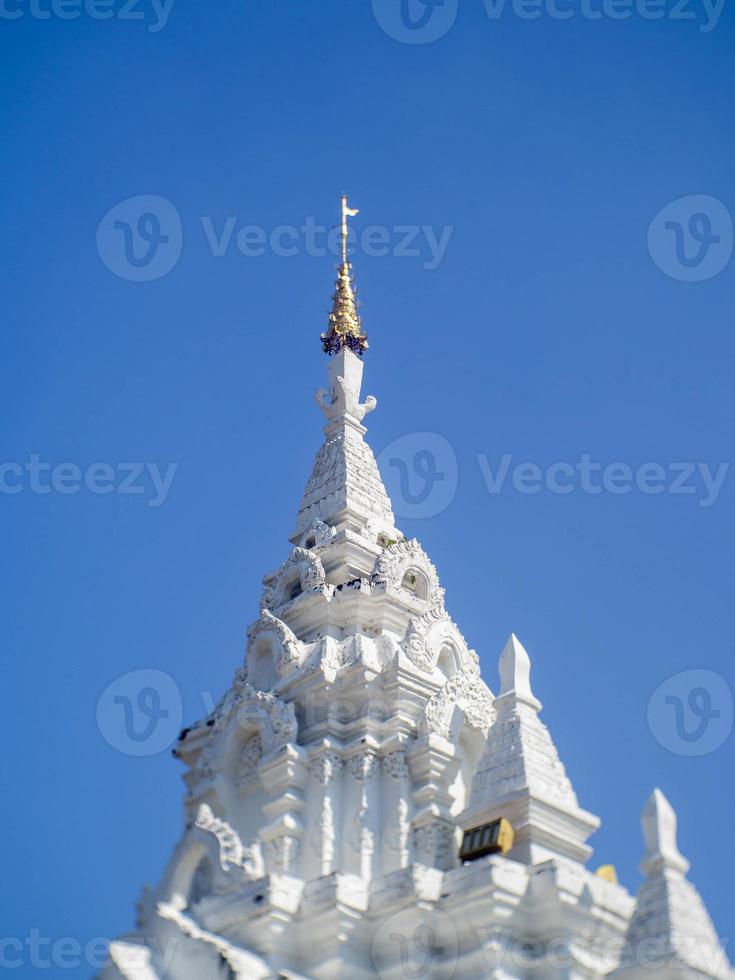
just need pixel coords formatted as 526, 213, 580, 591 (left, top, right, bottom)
2, 0, 734, 975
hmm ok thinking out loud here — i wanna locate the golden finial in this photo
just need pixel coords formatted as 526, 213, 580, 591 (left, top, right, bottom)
321, 195, 369, 357
595, 864, 618, 884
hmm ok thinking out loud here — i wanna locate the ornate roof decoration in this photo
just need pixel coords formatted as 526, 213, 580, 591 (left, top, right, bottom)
296, 519, 336, 550
371, 537, 444, 608
261, 546, 329, 612
232, 681, 299, 752
247, 608, 304, 680
423, 668, 495, 738
402, 606, 472, 674
195, 803, 250, 873
320, 196, 368, 356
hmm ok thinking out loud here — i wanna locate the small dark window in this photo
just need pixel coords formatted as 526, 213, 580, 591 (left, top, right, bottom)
459, 818, 514, 862
401, 568, 428, 600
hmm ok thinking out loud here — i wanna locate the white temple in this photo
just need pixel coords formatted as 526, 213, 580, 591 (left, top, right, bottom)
102, 201, 732, 980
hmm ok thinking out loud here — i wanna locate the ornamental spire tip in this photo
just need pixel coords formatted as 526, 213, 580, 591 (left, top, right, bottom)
641, 788, 689, 876
320, 195, 369, 357
498, 633, 541, 709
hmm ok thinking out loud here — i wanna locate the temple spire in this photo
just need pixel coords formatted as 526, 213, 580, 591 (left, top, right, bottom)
613, 789, 732, 979
321, 195, 369, 357
460, 633, 600, 865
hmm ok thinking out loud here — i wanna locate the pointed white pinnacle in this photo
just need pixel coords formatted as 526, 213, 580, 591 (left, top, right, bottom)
498, 633, 541, 708
621, 789, 731, 977
641, 788, 690, 876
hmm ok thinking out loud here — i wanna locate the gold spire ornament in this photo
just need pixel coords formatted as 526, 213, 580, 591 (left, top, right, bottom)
321, 195, 369, 357
595, 864, 618, 884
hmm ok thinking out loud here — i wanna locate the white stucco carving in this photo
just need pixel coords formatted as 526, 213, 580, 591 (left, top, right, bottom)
401, 604, 471, 674
370, 538, 443, 606
297, 519, 336, 550
309, 752, 344, 786
261, 548, 330, 612
247, 609, 304, 681
194, 803, 265, 882
423, 667, 495, 738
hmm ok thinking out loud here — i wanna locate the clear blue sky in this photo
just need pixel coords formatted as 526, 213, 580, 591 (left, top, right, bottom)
2, 0, 733, 975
